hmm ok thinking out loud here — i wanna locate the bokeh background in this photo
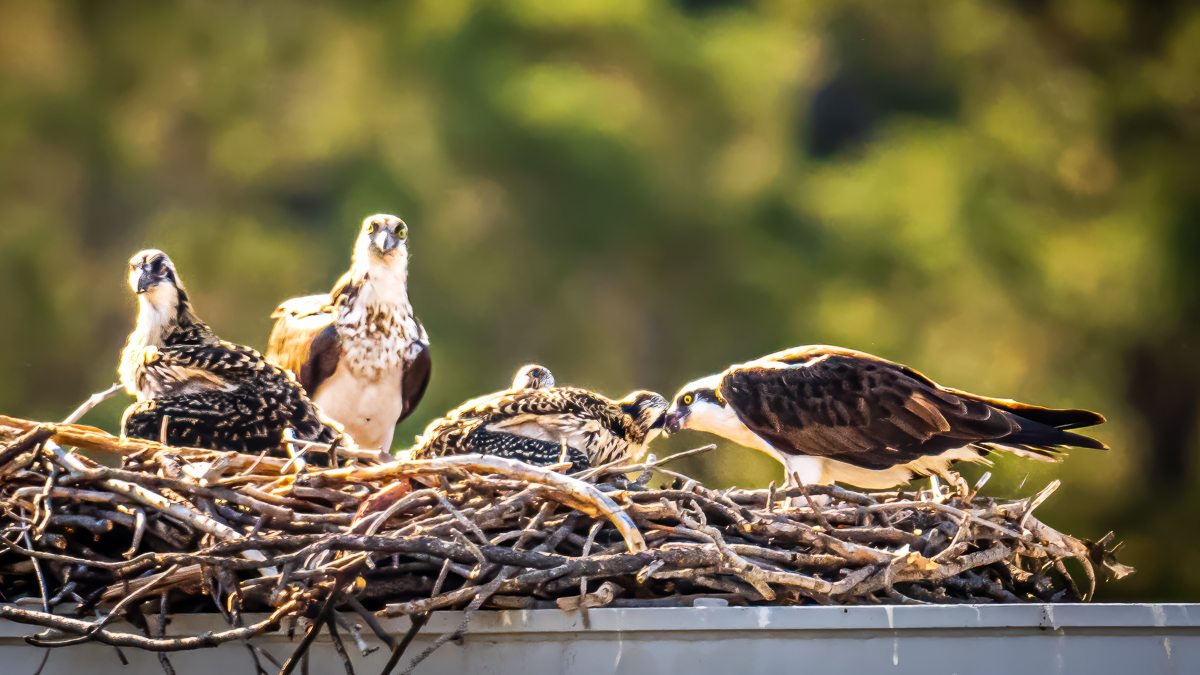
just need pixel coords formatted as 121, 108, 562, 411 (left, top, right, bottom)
1, 0, 1197, 602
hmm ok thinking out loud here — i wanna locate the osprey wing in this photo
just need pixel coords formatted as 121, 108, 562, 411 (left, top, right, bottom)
397, 318, 431, 424
267, 293, 340, 396
721, 346, 1106, 471
418, 388, 607, 448
163, 341, 267, 369
482, 388, 612, 421
720, 348, 1013, 470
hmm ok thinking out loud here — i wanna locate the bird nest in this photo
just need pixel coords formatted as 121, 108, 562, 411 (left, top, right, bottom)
0, 409, 1133, 674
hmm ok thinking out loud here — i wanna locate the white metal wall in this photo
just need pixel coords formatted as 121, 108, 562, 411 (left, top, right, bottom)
1, 603, 1194, 674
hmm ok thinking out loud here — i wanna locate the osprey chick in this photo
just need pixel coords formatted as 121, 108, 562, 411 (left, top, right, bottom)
118, 250, 340, 454
267, 214, 430, 452
511, 364, 555, 390
412, 367, 667, 472
664, 345, 1106, 489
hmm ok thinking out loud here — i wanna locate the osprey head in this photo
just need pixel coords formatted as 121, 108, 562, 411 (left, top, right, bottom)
512, 364, 555, 390
618, 390, 669, 441
663, 374, 729, 436
356, 214, 408, 261
128, 249, 179, 294
127, 249, 188, 319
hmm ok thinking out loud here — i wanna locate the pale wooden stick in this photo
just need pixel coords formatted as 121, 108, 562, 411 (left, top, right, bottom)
287, 454, 647, 553
62, 383, 125, 425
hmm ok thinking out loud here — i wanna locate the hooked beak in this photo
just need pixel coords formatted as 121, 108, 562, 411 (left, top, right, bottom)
371, 228, 401, 254
663, 409, 686, 436
134, 265, 158, 294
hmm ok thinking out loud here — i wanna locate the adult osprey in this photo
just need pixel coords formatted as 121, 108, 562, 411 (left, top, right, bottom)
411, 367, 668, 472
118, 250, 341, 454
267, 214, 430, 452
663, 345, 1106, 489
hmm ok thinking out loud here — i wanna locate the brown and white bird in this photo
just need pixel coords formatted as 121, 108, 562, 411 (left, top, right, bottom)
118, 250, 340, 454
267, 214, 430, 452
511, 364, 555, 390
411, 366, 667, 472
663, 345, 1106, 489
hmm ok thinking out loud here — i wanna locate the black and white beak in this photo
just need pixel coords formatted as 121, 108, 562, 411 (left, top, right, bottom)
128, 250, 176, 295
364, 214, 408, 255
663, 407, 688, 436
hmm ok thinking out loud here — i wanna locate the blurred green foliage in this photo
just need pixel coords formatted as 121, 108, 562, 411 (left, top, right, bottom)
1, 0, 1198, 602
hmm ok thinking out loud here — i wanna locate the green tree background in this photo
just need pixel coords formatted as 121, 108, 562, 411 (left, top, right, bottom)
0, 0, 1196, 602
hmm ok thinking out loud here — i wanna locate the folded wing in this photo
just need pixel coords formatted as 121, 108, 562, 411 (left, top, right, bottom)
720, 346, 1106, 471
267, 293, 340, 397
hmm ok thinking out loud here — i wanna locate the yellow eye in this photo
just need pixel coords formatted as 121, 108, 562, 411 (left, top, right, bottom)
682, 394, 693, 405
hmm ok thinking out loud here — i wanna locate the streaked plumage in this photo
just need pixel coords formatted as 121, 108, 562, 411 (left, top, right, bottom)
267, 214, 430, 452
412, 368, 667, 472
664, 345, 1106, 489
118, 250, 340, 454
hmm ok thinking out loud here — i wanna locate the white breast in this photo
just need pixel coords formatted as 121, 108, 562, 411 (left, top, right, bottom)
119, 292, 176, 401
335, 260, 419, 382
315, 364, 403, 452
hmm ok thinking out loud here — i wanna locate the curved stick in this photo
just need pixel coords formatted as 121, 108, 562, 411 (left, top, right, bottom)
302, 455, 647, 553
2, 601, 296, 652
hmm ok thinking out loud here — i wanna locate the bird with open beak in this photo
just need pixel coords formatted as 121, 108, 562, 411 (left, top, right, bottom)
268, 214, 430, 453
118, 249, 342, 455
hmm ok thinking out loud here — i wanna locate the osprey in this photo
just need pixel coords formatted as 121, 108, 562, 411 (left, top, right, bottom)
511, 364, 555, 390
118, 250, 340, 454
267, 214, 431, 452
412, 367, 668, 472
435, 364, 557, 419
663, 345, 1106, 489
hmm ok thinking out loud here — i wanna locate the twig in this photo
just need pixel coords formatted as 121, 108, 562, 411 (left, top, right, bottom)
1019, 480, 1060, 531
3, 601, 297, 652
155, 593, 177, 675
379, 613, 429, 675
278, 589, 340, 675
61, 383, 125, 425
326, 614, 355, 675
792, 473, 833, 532
0, 426, 55, 472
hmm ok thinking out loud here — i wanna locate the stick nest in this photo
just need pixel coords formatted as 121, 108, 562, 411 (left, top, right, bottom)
0, 412, 1133, 671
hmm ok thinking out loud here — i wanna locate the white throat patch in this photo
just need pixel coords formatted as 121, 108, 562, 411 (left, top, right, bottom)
683, 398, 778, 455
118, 285, 180, 399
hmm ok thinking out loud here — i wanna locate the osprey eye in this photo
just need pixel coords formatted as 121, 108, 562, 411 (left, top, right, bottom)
682, 394, 693, 405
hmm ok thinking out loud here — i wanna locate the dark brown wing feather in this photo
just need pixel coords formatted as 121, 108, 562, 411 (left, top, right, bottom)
720, 346, 1106, 471
399, 339, 431, 424
266, 294, 340, 395
299, 324, 341, 397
